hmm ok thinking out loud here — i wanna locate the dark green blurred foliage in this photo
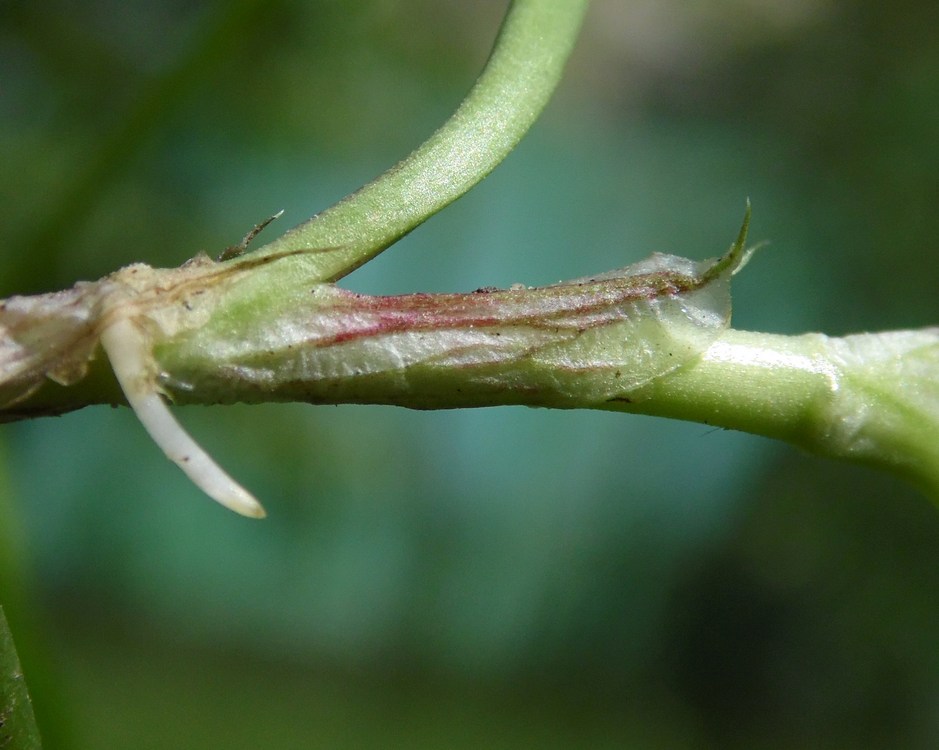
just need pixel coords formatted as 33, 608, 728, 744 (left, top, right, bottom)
2, 1, 939, 748
0, 605, 42, 749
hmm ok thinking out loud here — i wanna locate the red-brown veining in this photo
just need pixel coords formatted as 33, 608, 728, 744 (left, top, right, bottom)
318, 269, 699, 348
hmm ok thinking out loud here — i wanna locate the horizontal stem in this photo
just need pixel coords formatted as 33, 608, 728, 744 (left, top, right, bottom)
621, 329, 838, 444
626, 328, 939, 497
156, 310, 939, 499
4, 251, 938, 505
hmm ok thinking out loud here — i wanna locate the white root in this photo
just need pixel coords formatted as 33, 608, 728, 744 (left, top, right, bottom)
100, 316, 266, 518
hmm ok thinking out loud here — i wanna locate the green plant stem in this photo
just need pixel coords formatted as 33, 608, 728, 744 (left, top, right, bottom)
152, 297, 939, 500
249, 0, 592, 281
622, 328, 939, 497
6, 243, 938, 502
0, 0, 591, 421
3, 266, 939, 506
3, 0, 938, 510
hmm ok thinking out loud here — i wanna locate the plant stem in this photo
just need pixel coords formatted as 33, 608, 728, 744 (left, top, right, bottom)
248, 0, 592, 281
146, 270, 939, 501
3, 1, 938, 511
621, 327, 939, 498
5, 206, 939, 508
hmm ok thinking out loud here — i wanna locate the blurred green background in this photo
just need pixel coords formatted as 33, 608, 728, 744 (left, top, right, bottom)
3, 0, 939, 747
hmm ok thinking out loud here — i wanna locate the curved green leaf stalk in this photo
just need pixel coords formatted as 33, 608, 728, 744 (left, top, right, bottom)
250, 0, 593, 282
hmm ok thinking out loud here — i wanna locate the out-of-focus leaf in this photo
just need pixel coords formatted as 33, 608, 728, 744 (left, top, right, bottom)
0, 605, 42, 750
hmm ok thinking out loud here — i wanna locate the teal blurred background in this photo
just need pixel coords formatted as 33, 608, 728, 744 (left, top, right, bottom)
3, 1, 939, 747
